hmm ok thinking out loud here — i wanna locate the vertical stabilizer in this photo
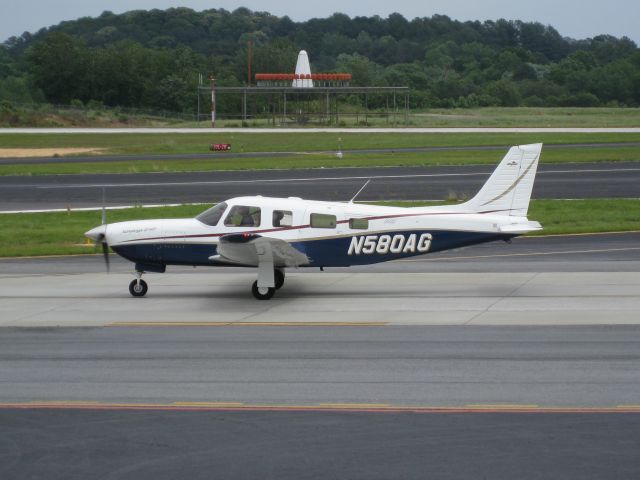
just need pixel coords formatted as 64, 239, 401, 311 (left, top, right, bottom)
462, 143, 542, 216
293, 50, 314, 88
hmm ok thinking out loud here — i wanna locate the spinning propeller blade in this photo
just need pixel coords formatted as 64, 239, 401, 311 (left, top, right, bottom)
101, 238, 110, 272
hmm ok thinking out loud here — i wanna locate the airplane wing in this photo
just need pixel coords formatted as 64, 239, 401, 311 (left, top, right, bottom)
209, 233, 309, 268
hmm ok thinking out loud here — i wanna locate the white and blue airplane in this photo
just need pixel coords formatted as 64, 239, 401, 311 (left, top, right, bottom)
86, 143, 543, 300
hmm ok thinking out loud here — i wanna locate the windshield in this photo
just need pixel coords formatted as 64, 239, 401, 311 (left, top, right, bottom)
196, 202, 228, 226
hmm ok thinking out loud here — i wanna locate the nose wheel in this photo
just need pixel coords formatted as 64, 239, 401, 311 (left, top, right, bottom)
129, 271, 148, 297
129, 279, 148, 297
252, 281, 275, 300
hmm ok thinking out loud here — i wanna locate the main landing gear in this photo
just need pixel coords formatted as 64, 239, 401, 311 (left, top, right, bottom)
129, 271, 148, 297
251, 269, 285, 300
126, 268, 285, 300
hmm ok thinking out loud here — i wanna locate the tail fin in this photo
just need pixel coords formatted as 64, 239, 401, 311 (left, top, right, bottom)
462, 143, 542, 217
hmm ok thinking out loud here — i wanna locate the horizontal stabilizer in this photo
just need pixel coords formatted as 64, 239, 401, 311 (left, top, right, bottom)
499, 221, 542, 234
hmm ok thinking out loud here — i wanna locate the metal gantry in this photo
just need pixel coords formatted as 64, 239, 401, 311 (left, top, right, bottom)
196, 85, 410, 127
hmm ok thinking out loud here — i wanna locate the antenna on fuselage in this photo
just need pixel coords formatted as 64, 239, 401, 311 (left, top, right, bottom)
349, 179, 371, 204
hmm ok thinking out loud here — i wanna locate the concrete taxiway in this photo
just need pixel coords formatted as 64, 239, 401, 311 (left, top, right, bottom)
2, 270, 639, 327
2, 161, 640, 211
1, 232, 639, 327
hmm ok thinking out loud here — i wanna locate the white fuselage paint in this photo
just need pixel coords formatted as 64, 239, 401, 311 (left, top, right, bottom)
86, 195, 541, 267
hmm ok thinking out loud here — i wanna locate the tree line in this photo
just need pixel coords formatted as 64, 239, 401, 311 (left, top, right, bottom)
1, 7, 639, 113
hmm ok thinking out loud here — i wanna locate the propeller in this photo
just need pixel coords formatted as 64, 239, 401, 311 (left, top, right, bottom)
95, 232, 110, 272
96, 188, 110, 272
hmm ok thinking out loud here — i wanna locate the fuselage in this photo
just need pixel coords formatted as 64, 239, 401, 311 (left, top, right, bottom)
86, 195, 537, 271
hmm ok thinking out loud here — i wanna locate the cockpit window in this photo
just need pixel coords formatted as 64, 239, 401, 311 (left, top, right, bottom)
224, 206, 262, 227
196, 202, 228, 226
273, 210, 293, 227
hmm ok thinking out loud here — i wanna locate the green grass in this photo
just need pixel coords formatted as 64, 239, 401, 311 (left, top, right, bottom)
409, 107, 640, 127
2, 131, 640, 155
526, 199, 640, 235
3, 106, 639, 128
1, 199, 638, 258
1, 138, 639, 176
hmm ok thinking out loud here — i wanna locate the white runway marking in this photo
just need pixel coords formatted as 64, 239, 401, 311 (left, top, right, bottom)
18, 166, 640, 190
400, 246, 640, 262
0, 203, 207, 214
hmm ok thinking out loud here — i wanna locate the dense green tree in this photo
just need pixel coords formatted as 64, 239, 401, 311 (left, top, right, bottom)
26, 32, 90, 103
1, 7, 638, 110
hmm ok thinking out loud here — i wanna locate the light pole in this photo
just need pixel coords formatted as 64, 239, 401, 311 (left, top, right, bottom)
209, 76, 216, 128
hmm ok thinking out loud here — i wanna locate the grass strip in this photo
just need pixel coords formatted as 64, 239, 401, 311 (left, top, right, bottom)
1, 132, 640, 156
1, 146, 639, 176
0, 199, 638, 258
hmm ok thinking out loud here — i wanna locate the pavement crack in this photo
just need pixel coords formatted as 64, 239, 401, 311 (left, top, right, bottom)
464, 273, 539, 325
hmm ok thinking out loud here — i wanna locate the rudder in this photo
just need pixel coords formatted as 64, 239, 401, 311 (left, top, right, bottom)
463, 143, 542, 216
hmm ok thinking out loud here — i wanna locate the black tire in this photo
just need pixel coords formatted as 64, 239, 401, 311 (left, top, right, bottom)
129, 279, 148, 297
274, 269, 285, 290
252, 281, 275, 300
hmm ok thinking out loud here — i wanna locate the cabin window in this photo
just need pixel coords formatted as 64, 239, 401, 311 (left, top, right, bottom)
273, 210, 293, 227
224, 206, 261, 227
196, 202, 228, 226
310, 213, 336, 229
349, 218, 369, 230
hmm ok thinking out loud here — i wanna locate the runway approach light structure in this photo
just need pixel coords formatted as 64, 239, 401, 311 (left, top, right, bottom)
293, 50, 313, 88
254, 50, 352, 87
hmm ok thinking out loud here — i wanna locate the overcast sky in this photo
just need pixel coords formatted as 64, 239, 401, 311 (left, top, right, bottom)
1, 0, 638, 44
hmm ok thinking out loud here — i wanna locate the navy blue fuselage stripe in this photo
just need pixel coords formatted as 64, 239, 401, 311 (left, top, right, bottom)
112, 229, 515, 268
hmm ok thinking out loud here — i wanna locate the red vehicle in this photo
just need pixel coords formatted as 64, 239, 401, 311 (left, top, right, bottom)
210, 143, 232, 151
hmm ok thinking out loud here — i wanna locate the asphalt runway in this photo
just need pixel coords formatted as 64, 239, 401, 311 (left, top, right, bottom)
2, 325, 640, 478
2, 325, 640, 406
2, 161, 640, 210
2, 409, 638, 480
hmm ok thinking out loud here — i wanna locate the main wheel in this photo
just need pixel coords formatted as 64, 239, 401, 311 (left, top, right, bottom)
129, 279, 148, 297
274, 269, 285, 290
252, 281, 275, 300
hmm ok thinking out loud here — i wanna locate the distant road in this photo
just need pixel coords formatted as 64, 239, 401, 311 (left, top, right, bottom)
2, 127, 640, 134
1, 162, 639, 211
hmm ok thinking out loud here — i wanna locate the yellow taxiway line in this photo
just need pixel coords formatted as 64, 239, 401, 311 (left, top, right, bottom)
1, 402, 639, 414
107, 321, 388, 327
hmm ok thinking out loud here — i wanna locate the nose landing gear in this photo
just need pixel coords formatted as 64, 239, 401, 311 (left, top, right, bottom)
252, 281, 275, 300
251, 269, 285, 300
129, 271, 148, 297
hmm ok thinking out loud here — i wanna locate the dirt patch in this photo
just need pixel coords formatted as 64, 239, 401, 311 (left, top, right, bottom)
0, 148, 106, 158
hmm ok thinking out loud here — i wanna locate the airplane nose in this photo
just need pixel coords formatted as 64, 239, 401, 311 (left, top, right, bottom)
85, 225, 107, 242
